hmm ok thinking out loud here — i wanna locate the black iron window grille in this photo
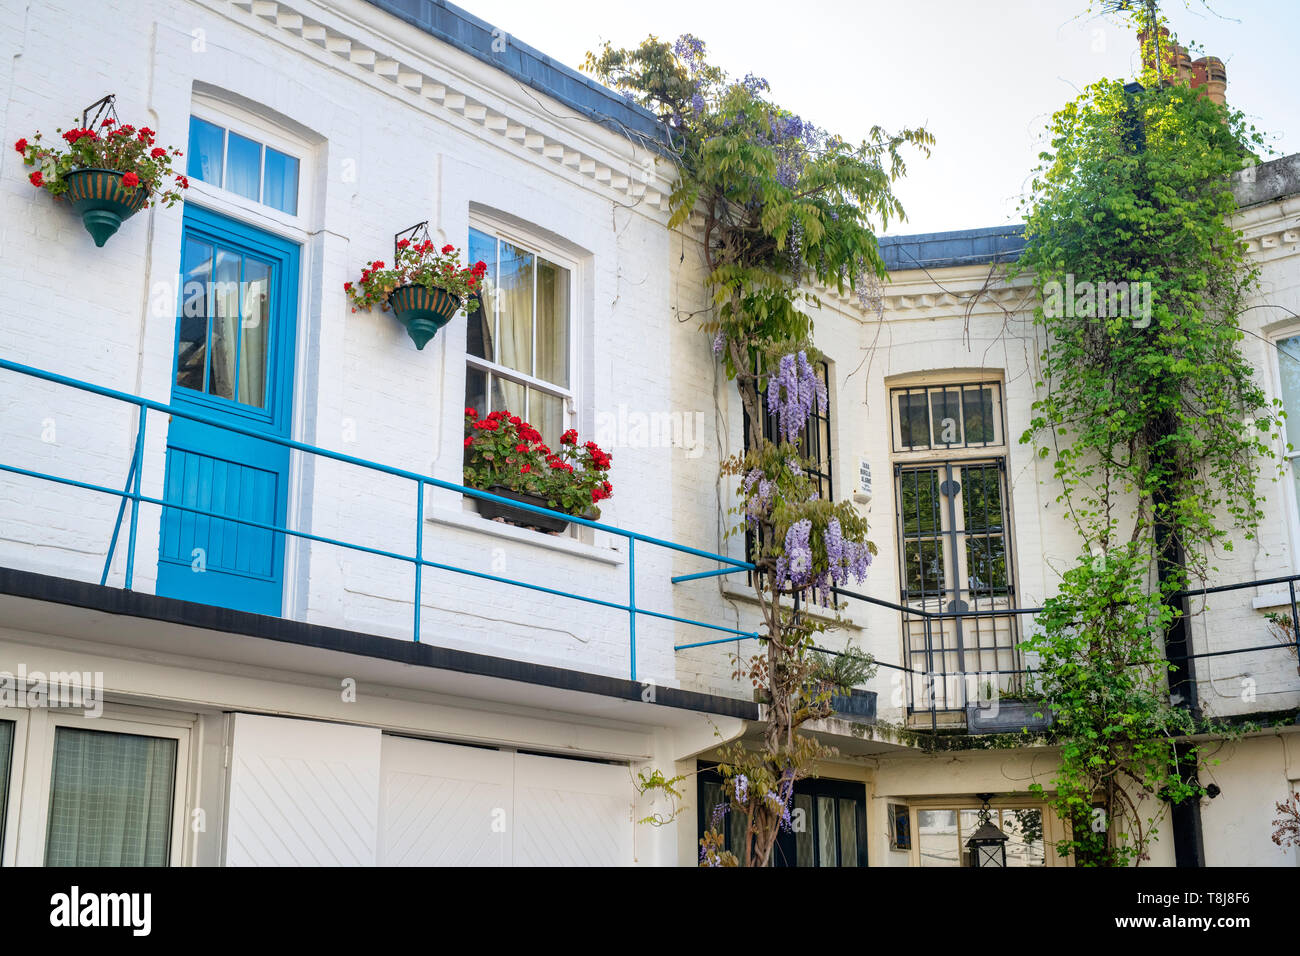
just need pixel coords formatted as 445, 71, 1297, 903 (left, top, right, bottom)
895, 453, 1022, 713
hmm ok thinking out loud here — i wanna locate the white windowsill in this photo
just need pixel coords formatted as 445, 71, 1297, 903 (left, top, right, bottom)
424, 502, 626, 566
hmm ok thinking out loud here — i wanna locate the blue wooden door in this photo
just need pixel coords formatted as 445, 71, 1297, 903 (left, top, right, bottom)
157, 205, 299, 615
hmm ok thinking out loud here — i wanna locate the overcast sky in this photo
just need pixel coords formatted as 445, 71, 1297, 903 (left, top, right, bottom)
460, 0, 1300, 236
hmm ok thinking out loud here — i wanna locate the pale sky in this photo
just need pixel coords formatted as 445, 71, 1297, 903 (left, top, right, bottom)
459, 0, 1300, 236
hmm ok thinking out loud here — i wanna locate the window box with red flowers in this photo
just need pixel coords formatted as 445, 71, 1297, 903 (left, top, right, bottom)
15, 119, 187, 246
463, 409, 613, 533
345, 240, 487, 350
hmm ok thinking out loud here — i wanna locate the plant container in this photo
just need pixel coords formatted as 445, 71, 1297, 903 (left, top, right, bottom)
475, 485, 569, 533
63, 168, 149, 247
387, 284, 461, 349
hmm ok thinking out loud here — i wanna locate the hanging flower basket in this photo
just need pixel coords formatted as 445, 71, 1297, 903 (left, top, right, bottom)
15, 97, 188, 247
386, 284, 462, 350
345, 231, 485, 350
62, 168, 151, 247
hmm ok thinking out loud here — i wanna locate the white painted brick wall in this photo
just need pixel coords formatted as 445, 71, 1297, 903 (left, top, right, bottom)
2, 0, 1299, 717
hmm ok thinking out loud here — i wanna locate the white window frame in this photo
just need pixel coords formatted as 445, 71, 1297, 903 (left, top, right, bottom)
908, 799, 1058, 867
8, 706, 193, 867
1270, 327, 1300, 575
188, 98, 312, 233
0, 708, 29, 867
465, 212, 580, 440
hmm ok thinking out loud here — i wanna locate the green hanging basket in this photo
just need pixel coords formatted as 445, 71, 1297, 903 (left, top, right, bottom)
62, 168, 150, 247
387, 284, 462, 350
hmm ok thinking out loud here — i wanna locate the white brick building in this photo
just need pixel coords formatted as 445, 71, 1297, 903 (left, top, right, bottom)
0, 0, 1297, 867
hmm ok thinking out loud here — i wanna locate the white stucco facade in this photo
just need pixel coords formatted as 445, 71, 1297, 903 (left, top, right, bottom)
0, 0, 1297, 867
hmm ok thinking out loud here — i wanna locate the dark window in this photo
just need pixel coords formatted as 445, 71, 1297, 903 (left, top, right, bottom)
697, 764, 867, 867
745, 360, 833, 502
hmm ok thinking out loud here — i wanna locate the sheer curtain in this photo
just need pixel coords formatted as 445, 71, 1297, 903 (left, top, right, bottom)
208, 249, 240, 401
45, 728, 177, 867
238, 258, 270, 408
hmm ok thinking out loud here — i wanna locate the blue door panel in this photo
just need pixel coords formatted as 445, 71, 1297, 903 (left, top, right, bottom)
157, 205, 298, 616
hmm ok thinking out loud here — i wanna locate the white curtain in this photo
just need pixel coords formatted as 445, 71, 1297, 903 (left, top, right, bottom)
44, 728, 177, 866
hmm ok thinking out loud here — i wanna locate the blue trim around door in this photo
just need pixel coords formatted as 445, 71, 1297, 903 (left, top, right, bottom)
156, 205, 300, 616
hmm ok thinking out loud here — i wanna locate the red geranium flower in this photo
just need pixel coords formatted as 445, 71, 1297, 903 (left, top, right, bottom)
121, 172, 140, 188
441, 244, 455, 254
14, 138, 26, 153
150, 147, 166, 159
28, 171, 42, 187
464, 407, 478, 417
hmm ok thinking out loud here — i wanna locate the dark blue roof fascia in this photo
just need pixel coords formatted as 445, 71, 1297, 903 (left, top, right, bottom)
878, 225, 1027, 272
363, 0, 671, 151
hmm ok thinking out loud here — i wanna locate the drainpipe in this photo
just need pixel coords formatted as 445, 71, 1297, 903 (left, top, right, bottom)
1125, 78, 1206, 867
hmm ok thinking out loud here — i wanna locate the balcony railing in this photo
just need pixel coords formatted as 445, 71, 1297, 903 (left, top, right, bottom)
0, 356, 760, 682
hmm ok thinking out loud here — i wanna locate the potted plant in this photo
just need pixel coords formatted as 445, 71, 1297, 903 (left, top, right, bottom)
808, 646, 878, 721
463, 409, 613, 532
345, 239, 485, 349
15, 120, 188, 246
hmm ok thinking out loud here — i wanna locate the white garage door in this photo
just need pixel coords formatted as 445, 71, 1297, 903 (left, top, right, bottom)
379, 736, 633, 867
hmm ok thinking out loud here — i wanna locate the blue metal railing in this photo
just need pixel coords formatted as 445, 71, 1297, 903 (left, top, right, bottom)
0, 356, 760, 680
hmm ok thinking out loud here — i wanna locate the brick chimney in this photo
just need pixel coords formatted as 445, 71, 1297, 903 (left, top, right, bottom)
1137, 26, 1227, 105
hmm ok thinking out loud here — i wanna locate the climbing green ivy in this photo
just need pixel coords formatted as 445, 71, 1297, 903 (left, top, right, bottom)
1015, 15, 1276, 866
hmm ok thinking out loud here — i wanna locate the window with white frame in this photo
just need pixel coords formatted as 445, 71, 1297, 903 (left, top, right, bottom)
1, 709, 190, 867
913, 804, 1046, 866
890, 381, 1022, 712
1276, 335, 1300, 536
186, 114, 301, 215
464, 224, 574, 448
44, 727, 178, 866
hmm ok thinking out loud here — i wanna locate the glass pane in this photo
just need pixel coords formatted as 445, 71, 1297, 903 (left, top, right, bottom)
897, 392, 929, 448
175, 238, 212, 393
467, 229, 497, 362
496, 241, 534, 376
226, 131, 262, 201
535, 257, 569, 387
1002, 808, 1046, 866
493, 376, 525, 421
528, 388, 563, 450
263, 147, 299, 215
966, 534, 1007, 594
207, 248, 240, 400
1279, 337, 1300, 513
960, 809, 982, 867
45, 728, 177, 867
816, 796, 836, 866
238, 258, 271, 408
963, 387, 996, 443
794, 793, 814, 866
187, 117, 224, 187
0, 720, 12, 854
900, 468, 942, 535
838, 799, 859, 867
961, 464, 1003, 533
917, 809, 959, 866
930, 389, 962, 445
905, 539, 945, 596
465, 366, 488, 420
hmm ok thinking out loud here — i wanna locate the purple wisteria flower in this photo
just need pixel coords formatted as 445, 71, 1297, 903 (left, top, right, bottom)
733, 774, 749, 804
775, 518, 813, 589
712, 329, 726, 355
767, 351, 827, 443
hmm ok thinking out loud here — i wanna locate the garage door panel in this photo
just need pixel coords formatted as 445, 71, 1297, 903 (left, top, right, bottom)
514, 753, 633, 867
225, 715, 381, 867
380, 737, 514, 867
